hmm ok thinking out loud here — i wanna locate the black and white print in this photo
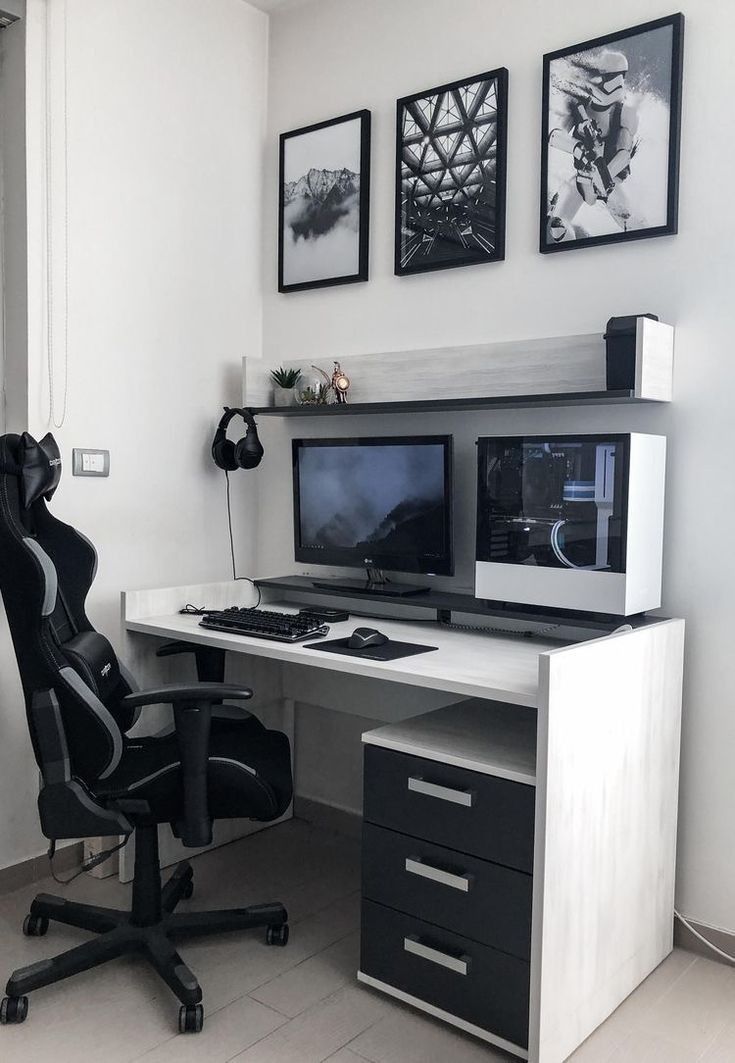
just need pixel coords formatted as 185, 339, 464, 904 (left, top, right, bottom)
541, 14, 684, 252
279, 110, 371, 293
395, 69, 508, 276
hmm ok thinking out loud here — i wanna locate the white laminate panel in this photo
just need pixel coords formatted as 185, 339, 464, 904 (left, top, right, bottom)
362, 700, 537, 785
123, 580, 256, 622
124, 609, 561, 706
243, 333, 609, 408
635, 318, 675, 401
529, 619, 685, 1063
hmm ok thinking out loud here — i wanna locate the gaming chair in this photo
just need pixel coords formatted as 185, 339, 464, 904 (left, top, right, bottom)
0, 431, 292, 1034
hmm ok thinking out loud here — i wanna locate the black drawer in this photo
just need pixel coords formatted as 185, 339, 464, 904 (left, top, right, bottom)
363, 746, 535, 873
362, 823, 532, 959
360, 899, 529, 1049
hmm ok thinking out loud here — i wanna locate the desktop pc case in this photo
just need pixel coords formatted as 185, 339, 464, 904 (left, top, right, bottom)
475, 433, 666, 616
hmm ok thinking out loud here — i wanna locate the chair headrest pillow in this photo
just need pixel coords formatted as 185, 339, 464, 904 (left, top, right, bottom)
18, 432, 62, 509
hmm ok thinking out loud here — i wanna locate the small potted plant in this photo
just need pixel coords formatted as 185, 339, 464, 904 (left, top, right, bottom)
270, 366, 302, 407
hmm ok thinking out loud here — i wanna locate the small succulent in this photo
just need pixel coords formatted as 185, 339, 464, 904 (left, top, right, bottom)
299, 383, 331, 406
270, 366, 302, 389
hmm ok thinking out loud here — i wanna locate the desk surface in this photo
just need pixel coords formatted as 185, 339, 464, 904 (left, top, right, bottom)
125, 600, 568, 708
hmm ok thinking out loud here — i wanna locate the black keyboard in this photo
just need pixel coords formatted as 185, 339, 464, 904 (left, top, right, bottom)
199, 607, 329, 643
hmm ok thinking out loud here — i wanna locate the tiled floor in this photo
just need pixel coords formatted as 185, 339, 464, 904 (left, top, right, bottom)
0, 819, 733, 1062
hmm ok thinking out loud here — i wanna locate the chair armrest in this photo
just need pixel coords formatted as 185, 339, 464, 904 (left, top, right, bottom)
121, 683, 253, 708
121, 684, 252, 848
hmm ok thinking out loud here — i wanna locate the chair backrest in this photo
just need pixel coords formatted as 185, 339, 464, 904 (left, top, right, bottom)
0, 432, 137, 783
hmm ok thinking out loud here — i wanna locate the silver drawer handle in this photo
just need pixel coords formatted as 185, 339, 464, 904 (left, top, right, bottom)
405, 857, 472, 893
407, 776, 475, 807
403, 935, 470, 976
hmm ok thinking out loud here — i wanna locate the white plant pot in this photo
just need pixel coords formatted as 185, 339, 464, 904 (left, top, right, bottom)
273, 385, 296, 407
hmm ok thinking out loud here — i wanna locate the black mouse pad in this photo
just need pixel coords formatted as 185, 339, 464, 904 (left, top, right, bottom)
304, 636, 437, 662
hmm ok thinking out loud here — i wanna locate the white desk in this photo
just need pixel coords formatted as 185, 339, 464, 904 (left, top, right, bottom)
123, 579, 685, 1063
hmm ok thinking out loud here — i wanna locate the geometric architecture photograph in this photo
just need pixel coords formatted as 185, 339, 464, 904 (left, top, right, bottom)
396, 68, 508, 275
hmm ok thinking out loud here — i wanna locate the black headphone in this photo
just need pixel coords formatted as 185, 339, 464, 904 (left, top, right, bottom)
211, 407, 264, 471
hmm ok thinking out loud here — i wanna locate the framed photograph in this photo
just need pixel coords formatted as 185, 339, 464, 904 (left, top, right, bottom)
278, 110, 371, 293
541, 13, 684, 253
395, 68, 508, 276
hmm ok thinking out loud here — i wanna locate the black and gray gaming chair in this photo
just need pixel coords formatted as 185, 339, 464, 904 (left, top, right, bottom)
0, 431, 292, 1033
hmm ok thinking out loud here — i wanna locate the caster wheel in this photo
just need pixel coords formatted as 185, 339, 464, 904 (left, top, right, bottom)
22, 914, 49, 937
0, 996, 29, 1025
180, 879, 194, 901
266, 922, 289, 947
178, 1003, 204, 1034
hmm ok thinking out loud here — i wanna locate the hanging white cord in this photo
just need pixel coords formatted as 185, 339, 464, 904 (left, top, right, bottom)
45, 0, 69, 429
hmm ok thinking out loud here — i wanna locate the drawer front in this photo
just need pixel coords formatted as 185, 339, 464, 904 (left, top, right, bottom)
362, 823, 532, 959
363, 745, 535, 872
361, 899, 529, 1049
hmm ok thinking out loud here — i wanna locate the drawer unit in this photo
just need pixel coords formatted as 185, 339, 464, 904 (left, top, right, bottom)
362, 822, 532, 959
363, 745, 535, 873
360, 899, 530, 1050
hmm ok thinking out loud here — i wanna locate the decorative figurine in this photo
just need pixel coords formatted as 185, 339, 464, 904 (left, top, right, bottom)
298, 366, 333, 405
331, 362, 350, 404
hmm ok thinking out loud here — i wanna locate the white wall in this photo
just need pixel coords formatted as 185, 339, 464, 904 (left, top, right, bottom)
262, 0, 735, 933
0, 0, 269, 871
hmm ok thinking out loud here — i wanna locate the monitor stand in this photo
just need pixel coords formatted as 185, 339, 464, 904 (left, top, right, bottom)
312, 566, 431, 598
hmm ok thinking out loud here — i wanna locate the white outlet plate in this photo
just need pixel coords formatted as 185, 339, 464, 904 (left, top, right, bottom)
72, 449, 110, 477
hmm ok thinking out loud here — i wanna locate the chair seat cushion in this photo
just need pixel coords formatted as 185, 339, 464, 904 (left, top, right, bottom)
97, 712, 292, 823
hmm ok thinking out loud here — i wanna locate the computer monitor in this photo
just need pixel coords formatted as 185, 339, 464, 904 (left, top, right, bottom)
475, 433, 666, 616
292, 435, 453, 596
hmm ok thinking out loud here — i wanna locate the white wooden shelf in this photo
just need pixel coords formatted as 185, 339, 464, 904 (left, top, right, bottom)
363, 700, 538, 786
243, 321, 674, 413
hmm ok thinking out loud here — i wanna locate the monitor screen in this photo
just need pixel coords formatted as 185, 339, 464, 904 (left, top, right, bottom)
476, 435, 629, 573
293, 436, 453, 575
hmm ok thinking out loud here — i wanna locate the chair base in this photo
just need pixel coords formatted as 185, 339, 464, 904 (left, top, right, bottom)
2, 827, 288, 1032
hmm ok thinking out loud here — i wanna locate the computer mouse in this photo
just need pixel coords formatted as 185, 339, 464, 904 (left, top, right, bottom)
348, 627, 389, 650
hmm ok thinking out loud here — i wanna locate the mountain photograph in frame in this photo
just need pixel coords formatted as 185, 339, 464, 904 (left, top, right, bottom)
278, 110, 371, 293
395, 69, 508, 276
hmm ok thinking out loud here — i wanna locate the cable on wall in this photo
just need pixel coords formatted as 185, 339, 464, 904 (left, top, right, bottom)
674, 909, 735, 966
45, 0, 70, 429
224, 470, 261, 607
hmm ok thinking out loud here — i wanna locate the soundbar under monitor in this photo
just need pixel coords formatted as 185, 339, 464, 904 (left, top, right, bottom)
292, 436, 453, 596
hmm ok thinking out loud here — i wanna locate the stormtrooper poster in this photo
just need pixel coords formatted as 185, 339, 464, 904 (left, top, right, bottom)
540, 14, 684, 252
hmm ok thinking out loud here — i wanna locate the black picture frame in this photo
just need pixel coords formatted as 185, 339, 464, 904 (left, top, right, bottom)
540, 13, 684, 254
395, 68, 508, 277
278, 110, 371, 293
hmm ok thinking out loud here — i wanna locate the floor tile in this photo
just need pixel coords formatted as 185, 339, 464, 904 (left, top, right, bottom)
323, 1050, 370, 1062
0, 955, 174, 1063
131, 996, 285, 1063
606, 1030, 704, 1062
178, 891, 361, 1009
701, 1017, 735, 1061
250, 930, 359, 1017
568, 948, 697, 1062
348, 1006, 510, 1063
636, 955, 735, 1051
228, 985, 386, 1063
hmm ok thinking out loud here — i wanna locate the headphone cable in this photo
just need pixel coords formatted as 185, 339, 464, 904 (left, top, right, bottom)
224, 470, 261, 608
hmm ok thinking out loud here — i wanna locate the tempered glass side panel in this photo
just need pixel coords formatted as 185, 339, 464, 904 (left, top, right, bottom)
476, 435, 629, 574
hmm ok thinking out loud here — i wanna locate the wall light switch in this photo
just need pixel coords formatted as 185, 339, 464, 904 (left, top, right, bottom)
72, 449, 110, 477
